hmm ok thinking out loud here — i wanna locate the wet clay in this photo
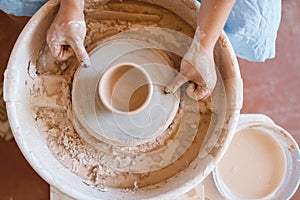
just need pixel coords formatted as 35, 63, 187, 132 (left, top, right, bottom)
101, 64, 151, 113
128, 84, 149, 111
33, 0, 211, 190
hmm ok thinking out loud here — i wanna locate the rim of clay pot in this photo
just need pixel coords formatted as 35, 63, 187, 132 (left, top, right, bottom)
98, 62, 153, 115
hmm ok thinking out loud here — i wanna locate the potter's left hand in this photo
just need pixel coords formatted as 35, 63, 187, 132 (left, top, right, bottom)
164, 31, 217, 100
46, 0, 90, 67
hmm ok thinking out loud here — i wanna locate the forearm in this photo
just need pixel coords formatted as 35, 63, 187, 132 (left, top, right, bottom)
197, 0, 235, 52
59, 0, 84, 21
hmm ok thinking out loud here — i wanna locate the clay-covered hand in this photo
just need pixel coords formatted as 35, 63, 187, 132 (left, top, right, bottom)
164, 28, 217, 100
46, 0, 90, 67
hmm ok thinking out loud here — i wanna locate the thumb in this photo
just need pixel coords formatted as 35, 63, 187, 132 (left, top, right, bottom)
164, 73, 188, 94
70, 40, 91, 68
48, 42, 61, 60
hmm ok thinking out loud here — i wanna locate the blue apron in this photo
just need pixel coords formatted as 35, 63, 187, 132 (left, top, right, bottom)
198, 0, 281, 62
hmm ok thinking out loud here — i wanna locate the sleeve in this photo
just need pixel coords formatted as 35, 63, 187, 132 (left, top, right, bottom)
0, 0, 48, 16
196, 0, 282, 62
224, 0, 282, 62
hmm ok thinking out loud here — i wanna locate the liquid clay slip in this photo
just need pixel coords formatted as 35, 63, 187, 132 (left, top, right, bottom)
213, 114, 300, 200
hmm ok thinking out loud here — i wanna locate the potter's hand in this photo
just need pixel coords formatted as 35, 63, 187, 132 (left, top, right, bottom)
46, 0, 90, 67
164, 0, 234, 100
164, 33, 217, 100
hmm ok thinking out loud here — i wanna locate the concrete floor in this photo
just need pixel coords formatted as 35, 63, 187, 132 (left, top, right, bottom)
0, 0, 299, 199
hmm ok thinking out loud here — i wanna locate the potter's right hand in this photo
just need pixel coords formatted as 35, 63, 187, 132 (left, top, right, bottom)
164, 0, 235, 100
164, 29, 217, 100
46, 0, 90, 68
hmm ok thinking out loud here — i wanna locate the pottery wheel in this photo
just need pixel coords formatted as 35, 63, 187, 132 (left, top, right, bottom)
72, 38, 180, 146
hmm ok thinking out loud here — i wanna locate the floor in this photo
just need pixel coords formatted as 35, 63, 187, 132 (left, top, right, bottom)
0, 0, 299, 199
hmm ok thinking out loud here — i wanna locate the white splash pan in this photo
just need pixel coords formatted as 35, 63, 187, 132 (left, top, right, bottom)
3, 0, 243, 199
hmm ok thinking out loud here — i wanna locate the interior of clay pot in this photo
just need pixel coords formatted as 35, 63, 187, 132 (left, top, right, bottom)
4, 0, 243, 199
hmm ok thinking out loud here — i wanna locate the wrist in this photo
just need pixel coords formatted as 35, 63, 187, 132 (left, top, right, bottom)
60, 0, 83, 11
58, 0, 84, 22
193, 26, 215, 54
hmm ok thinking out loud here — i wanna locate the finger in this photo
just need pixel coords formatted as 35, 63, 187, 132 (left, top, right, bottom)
48, 42, 61, 59
69, 40, 91, 68
186, 82, 210, 101
164, 73, 188, 94
57, 45, 74, 61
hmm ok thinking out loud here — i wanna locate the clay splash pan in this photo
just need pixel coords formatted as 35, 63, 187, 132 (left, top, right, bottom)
3, 0, 242, 199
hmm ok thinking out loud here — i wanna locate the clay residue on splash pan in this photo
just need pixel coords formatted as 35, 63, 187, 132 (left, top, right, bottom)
84, 0, 194, 52
32, 0, 212, 190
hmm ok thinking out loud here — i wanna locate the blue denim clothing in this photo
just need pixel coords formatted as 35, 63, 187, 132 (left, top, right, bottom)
0, 0, 281, 62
